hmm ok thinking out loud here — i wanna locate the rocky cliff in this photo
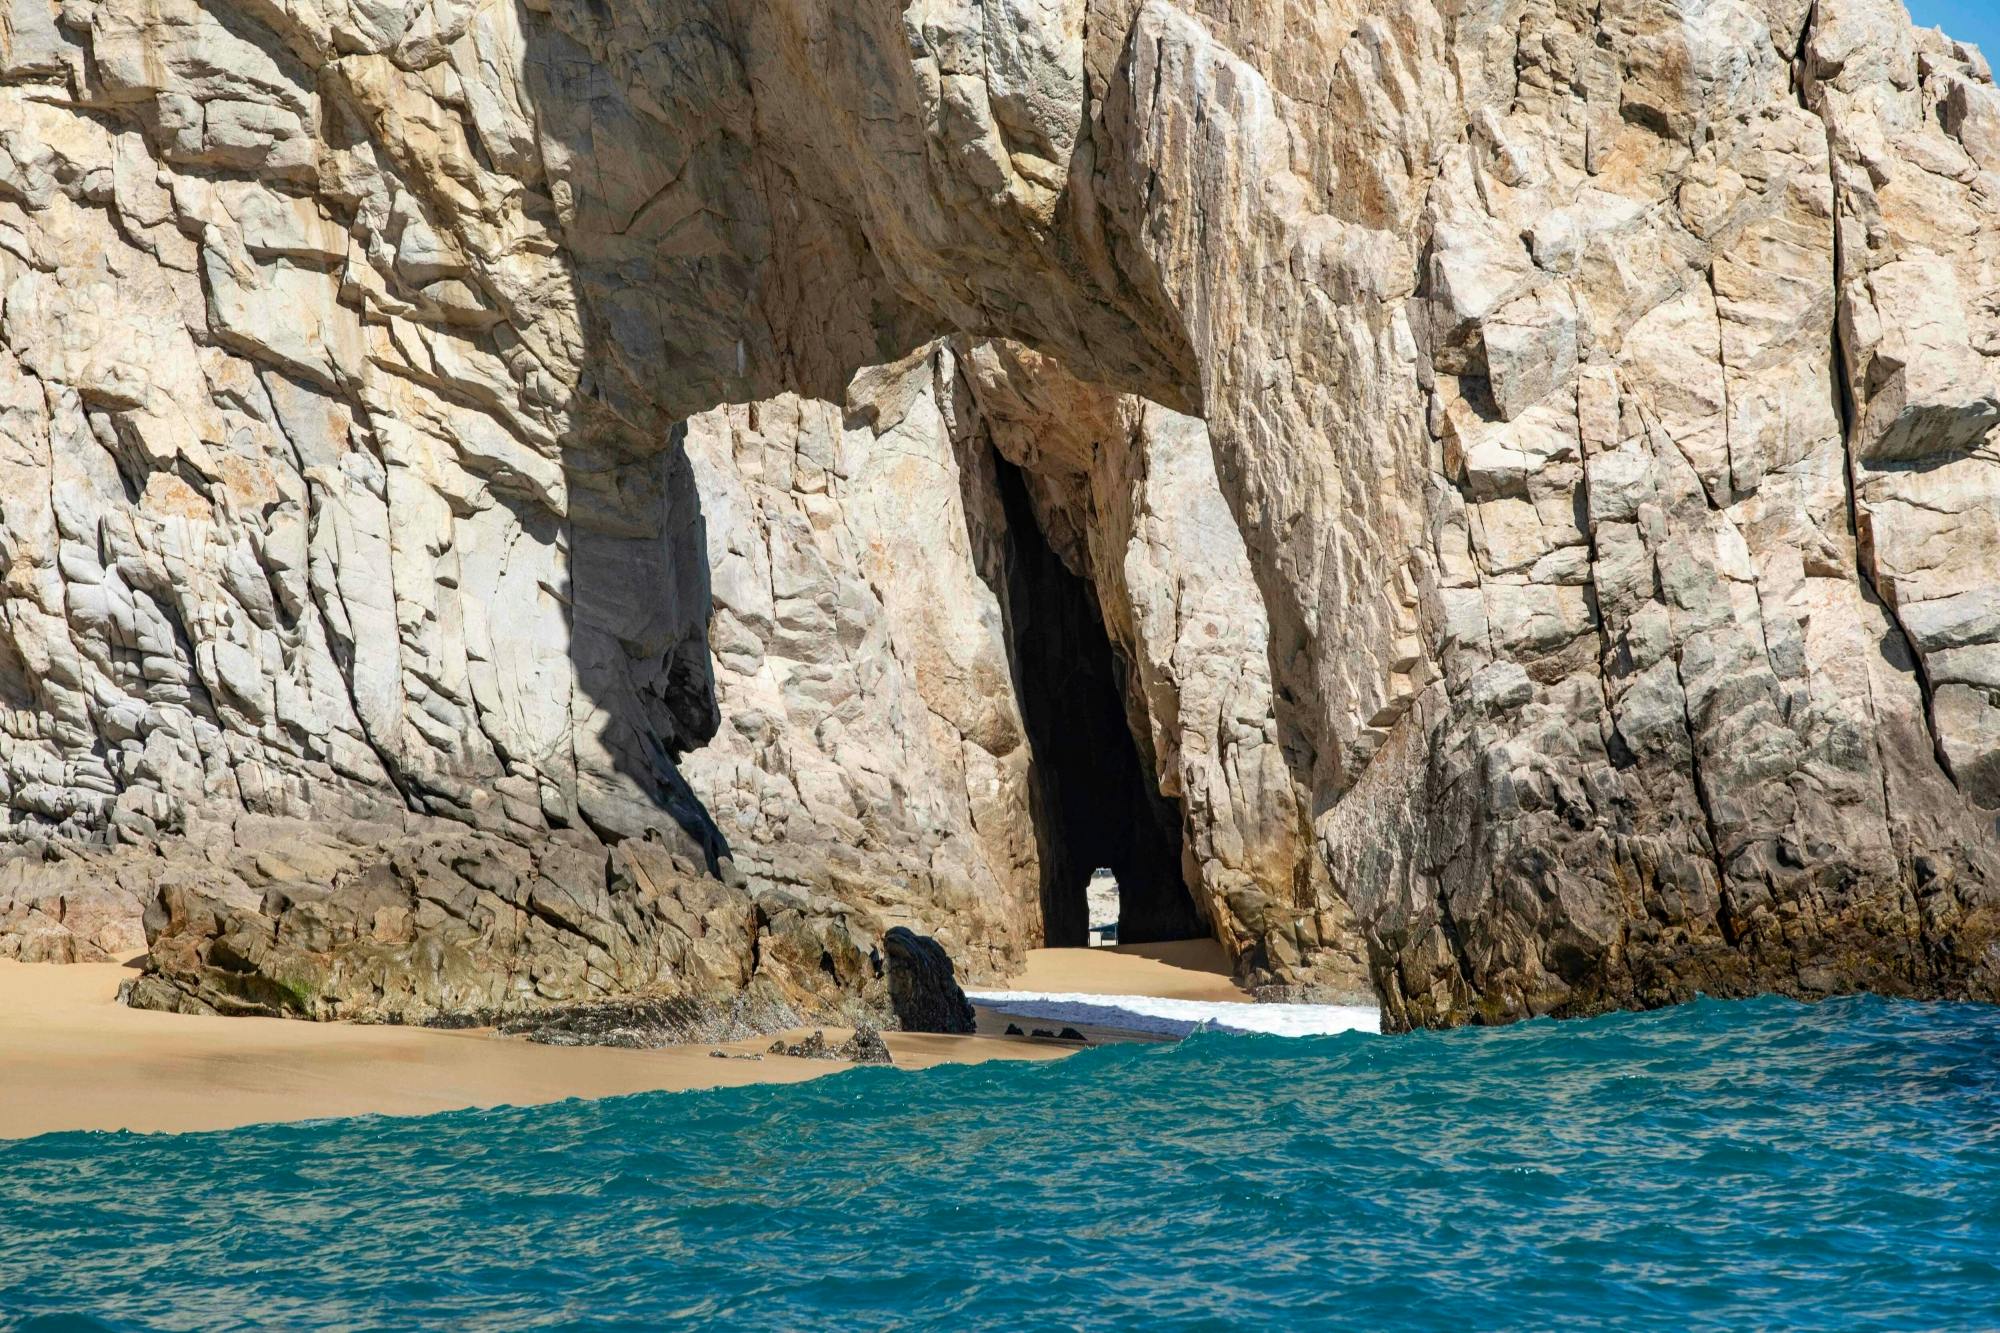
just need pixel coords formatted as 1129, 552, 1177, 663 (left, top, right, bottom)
1, 0, 1996, 1029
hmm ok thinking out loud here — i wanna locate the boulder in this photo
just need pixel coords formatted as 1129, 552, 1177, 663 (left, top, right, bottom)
883, 928, 978, 1035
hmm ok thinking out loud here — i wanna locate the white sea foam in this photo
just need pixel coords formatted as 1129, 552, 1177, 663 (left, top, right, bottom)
966, 992, 1381, 1039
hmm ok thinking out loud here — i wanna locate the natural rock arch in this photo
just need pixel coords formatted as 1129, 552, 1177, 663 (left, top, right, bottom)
3, 0, 1999, 1029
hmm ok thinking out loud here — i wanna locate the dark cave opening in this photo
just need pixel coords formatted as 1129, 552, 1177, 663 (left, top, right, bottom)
991, 454, 1207, 948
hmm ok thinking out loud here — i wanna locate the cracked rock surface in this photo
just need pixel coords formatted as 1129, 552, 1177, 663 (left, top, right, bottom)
1, 0, 1997, 1029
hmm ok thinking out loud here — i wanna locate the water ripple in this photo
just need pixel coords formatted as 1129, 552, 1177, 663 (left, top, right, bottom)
3, 995, 1999, 1330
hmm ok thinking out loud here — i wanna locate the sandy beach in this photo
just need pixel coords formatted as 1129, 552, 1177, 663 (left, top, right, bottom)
1003, 940, 1251, 1002
0, 943, 1243, 1140
0, 960, 1079, 1140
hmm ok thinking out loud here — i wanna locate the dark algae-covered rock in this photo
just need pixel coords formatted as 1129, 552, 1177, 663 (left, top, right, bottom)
883, 928, 977, 1034
769, 1027, 893, 1066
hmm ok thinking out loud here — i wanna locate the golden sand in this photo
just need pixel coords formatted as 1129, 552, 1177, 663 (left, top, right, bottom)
1002, 939, 1249, 1002
0, 960, 1060, 1139
0, 942, 1237, 1139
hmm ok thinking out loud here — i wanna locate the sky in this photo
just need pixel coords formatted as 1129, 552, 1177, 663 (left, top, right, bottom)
1905, 1, 2000, 60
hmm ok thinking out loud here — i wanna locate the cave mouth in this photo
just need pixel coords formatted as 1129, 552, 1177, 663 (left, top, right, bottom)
991, 454, 1208, 949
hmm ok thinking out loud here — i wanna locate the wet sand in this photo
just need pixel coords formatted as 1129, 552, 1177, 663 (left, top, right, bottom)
970, 941, 1250, 1042
0, 961, 1064, 1141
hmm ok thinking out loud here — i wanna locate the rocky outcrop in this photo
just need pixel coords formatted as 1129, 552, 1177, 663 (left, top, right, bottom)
676, 348, 1042, 984
1815, 7, 2000, 808
0, 844, 151, 962
958, 342, 1370, 992
883, 926, 977, 1035
768, 1026, 893, 1064
1321, 0, 2000, 1026
675, 336, 1359, 989
2, 0, 1998, 1031
121, 812, 889, 1025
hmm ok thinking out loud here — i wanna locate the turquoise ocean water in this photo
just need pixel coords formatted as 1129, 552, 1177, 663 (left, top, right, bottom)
2, 994, 1998, 1331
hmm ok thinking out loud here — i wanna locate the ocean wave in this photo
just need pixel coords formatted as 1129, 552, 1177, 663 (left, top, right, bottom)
965, 991, 1381, 1037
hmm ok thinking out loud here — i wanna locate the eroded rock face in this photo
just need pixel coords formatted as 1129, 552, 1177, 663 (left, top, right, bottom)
121, 813, 891, 1025
2, 0, 1998, 1029
1324, 0, 2000, 1027
676, 338, 1355, 992
957, 341, 1369, 993
676, 347, 1042, 984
